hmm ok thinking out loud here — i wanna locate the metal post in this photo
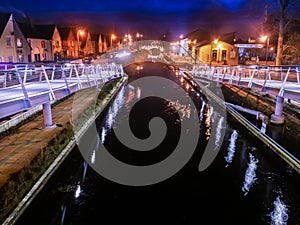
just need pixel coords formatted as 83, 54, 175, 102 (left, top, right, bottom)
265, 37, 269, 66
42, 102, 56, 128
270, 96, 285, 125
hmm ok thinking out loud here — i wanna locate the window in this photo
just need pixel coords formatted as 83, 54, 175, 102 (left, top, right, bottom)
56, 41, 60, 47
212, 50, 217, 61
17, 38, 23, 48
8, 56, 14, 62
6, 37, 12, 47
222, 50, 227, 61
230, 49, 236, 59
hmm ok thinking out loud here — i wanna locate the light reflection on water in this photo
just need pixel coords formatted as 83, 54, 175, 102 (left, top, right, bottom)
242, 153, 259, 196
214, 115, 224, 150
100, 86, 125, 144
225, 130, 238, 167
270, 196, 289, 225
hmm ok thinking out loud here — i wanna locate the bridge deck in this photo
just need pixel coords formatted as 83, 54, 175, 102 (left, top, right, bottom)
0, 63, 123, 119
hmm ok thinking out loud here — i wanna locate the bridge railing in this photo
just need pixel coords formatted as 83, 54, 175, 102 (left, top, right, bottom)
98, 40, 206, 71
192, 64, 300, 102
193, 64, 300, 83
0, 62, 124, 120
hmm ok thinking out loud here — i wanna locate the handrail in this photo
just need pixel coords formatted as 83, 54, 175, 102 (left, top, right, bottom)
0, 62, 125, 119
193, 64, 300, 102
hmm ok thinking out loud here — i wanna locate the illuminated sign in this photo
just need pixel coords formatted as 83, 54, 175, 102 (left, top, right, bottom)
234, 44, 264, 48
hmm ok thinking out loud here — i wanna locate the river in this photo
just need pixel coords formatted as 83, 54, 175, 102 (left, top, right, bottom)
16, 62, 300, 225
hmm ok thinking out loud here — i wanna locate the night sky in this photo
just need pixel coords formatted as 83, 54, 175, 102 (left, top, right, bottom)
0, 0, 282, 40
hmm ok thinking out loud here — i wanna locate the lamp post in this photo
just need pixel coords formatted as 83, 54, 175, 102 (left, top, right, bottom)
77, 29, 85, 58
136, 33, 143, 41
260, 35, 269, 66
110, 34, 116, 51
210, 38, 219, 66
217, 43, 222, 65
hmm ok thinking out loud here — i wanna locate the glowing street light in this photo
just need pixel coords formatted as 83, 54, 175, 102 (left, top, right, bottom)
136, 33, 143, 41
217, 43, 223, 65
210, 38, 219, 66
111, 34, 116, 50
260, 35, 269, 66
77, 29, 85, 57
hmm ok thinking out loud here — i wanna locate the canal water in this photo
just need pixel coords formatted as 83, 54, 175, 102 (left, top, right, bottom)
16, 62, 300, 225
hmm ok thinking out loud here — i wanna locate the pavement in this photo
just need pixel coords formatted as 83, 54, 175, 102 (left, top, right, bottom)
0, 84, 103, 189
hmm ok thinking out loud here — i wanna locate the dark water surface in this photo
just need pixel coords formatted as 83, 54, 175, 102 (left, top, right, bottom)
16, 62, 300, 225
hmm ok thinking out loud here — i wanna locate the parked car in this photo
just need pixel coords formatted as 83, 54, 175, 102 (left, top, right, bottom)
82, 56, 94, 64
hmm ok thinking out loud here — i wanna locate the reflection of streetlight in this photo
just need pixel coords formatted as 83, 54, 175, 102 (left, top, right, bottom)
111, 34, 116, 50
77, 29, 85, 57
260, 35, 269, 66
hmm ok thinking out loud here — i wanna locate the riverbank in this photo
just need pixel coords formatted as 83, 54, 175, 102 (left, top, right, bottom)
0, 76, 127, 223
221, 83, 300, 141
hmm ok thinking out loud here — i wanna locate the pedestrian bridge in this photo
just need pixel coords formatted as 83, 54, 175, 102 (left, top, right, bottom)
0, 62, 124, 127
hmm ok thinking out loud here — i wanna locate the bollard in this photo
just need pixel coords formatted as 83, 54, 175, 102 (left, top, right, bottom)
270, 96, 285, 125
42, 102, 56, 128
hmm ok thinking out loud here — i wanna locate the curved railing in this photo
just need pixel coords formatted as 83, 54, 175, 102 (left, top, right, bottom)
0, 62, 124, 119
192, 64, 300, 102
97, 40, 206, 70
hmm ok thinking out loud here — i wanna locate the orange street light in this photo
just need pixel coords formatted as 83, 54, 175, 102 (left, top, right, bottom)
260, 35, 269, 66
111, 34, 116, 50
77, 29, 85, 57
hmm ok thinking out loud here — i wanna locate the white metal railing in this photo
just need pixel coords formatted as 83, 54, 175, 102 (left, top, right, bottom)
0, 62, 124, 119
192, 64, 300, 101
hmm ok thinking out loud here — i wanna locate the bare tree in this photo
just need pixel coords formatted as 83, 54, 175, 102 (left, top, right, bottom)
276, 0, 289, 65
275, 0, 300, 65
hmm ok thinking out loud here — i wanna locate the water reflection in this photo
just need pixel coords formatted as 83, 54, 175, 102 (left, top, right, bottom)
225, 130, 238, 167
164, 100, 191, 121
270, 196, 289, 225
242, 153, 259, 196
100, 86, 125, 144
214, 115, 224, 150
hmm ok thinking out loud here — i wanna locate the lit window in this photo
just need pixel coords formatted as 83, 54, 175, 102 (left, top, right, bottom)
17, 38, 23, 48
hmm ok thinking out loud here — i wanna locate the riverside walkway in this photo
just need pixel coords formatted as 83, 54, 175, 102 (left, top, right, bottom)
0, 73, 127, 224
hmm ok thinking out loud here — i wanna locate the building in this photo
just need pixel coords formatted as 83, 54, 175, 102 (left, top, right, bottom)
35, 24, 62, 61
0, 13, 31, 63
18, 22, 61, 62
181, 28, 239, 66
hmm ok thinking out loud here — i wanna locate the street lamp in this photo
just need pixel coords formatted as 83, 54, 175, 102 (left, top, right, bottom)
111, 34, 116, 50
217, 43, 223, 65
260, 35, 269, 66
77, 29, 85, 57
136, 33, 143, 41
210, 38, 219, 66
